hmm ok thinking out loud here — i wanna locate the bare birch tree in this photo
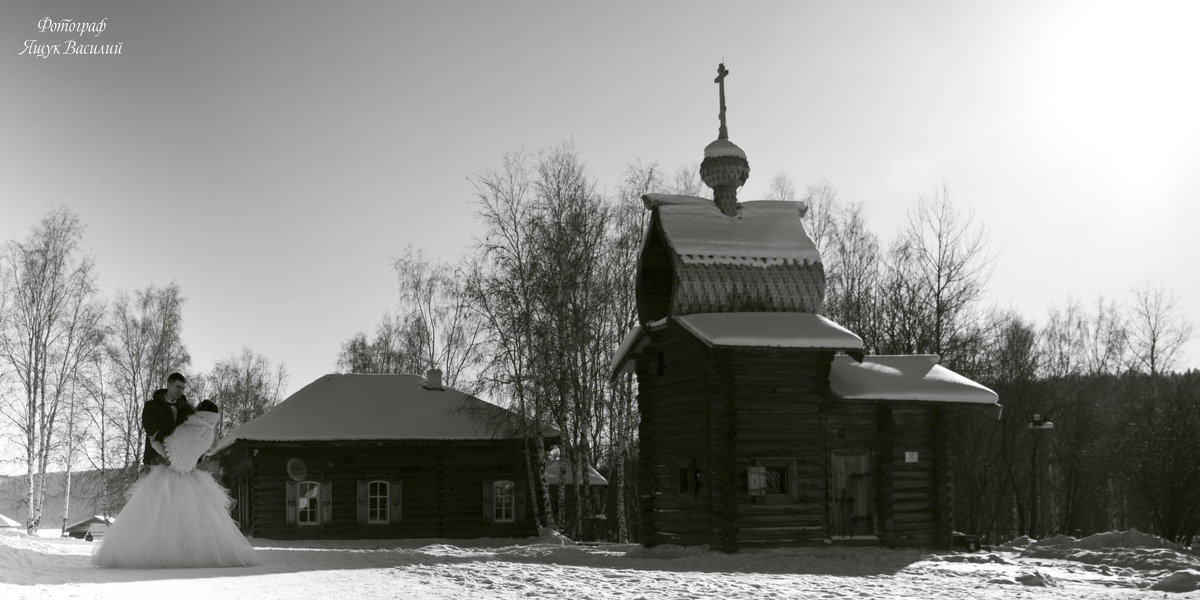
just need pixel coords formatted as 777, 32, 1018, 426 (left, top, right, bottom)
0, 208, 105, 534
337, 312, 426, 375
79, 352, 121, 519
800, 179, 842, 259
524, 141, 611, 538
891, 184, 994, 367
668, 163, 705, 197
392, 248, 489, 393
825, 203, 883, 352
467, 148, 556, 531
206, 348, 287, 439
603, 160, 661, 541
106, 283, 190, 471
1041, 297, 1128, 377
763, 171, 797, 202
1126, 282, 1193, 376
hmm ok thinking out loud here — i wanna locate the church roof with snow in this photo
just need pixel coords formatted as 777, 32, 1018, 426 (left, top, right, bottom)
610, 312, 863, 377
210, 374, 551, 454
829, 355, 999, 405
637, 196, 827, 317
641, 195, 821, 267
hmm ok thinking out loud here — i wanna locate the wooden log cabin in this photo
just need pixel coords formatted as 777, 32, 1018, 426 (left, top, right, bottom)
610, 65, 999, 551
209, 370, 551, 540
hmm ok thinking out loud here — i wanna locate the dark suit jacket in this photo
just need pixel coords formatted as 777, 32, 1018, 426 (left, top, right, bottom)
142, 389, 196, 465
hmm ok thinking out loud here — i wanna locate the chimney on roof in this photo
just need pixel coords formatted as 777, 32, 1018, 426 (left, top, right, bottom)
424, 368, 444, 391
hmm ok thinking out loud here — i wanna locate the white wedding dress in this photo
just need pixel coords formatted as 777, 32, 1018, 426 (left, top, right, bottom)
92, 411, 263, 568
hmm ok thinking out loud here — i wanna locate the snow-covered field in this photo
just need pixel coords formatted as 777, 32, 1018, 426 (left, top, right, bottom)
2, 528, 1198, 599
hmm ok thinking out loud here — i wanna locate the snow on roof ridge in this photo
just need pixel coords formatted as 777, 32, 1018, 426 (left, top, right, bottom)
642, 193, 709, 209
674, 312, 864, 350
650, 200, 823, 266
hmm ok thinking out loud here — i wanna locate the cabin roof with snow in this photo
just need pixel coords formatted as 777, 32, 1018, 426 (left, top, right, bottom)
829, 355, 999, 405
544, 460, 609, 486
210, 374, 553, 454
64, 515, 113, 532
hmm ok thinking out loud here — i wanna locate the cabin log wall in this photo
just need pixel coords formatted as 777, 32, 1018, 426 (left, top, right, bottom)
217, 441, 536, 540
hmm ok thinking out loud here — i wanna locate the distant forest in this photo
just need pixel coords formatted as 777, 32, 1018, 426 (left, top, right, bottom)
3, 141, 1196, 545
0, 470, 107, 530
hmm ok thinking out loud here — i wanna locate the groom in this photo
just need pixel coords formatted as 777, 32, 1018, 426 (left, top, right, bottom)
141, 372, 196, 468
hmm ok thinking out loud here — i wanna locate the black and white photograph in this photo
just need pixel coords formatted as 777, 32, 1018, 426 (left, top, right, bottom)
1, 1, 1199, 598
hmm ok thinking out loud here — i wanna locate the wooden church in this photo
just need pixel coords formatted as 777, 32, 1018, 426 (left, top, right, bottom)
609, 64, 999, 551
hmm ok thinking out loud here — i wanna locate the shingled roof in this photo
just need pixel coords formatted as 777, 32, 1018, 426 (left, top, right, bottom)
638, 194, 827, 316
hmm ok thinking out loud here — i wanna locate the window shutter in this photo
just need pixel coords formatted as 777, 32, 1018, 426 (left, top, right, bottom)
482, 480, 494, 523
390, 480, 403, 524
357, 480, 367, 523
788, 461, 801, 502
321, 481, 333, 524
747, 466, 766, 496
285, 480, 297, 525
514, 482, 526, 522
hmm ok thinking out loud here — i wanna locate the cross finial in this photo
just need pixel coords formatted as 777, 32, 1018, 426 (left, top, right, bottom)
715, 63, 730, 139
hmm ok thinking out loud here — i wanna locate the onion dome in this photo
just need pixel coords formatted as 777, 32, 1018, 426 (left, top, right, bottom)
700, 63, 750, 216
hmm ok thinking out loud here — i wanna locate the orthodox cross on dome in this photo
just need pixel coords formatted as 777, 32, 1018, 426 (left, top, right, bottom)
715, 62, 730, 139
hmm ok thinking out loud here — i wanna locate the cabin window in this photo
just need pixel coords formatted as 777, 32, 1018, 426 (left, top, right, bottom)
358, 478, 403, 525
494, 480, 516, 522
297, 480, 321, 525
494, 480, 515, 522
367, 480, 389, 524
675, 460, 699, 498
286, 479, 332, 526
747, 460, 801, 502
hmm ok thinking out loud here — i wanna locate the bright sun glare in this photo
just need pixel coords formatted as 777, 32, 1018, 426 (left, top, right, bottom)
1038, 1, 1200, 198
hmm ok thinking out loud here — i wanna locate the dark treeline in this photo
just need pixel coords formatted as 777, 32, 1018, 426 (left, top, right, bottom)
342, 142, 1197, 545
0, 208, 287, 534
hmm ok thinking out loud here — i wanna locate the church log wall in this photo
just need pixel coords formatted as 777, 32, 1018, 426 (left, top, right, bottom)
637, 325, 714, 547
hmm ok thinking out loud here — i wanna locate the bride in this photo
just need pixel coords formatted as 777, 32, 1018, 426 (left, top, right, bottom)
93, 400, 263, 568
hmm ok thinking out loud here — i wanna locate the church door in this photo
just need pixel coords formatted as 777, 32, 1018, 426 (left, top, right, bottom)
829, 450, 875, 539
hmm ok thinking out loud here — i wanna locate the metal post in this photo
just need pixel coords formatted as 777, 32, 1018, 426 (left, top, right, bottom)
1030, 430, 1038, 538
1028, 413, 1054, 539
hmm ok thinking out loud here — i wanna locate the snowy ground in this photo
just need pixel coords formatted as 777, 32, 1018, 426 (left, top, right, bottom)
2, 528, 1199, 599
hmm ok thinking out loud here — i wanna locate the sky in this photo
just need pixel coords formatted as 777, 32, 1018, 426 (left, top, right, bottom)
2, 0, 1199, 405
